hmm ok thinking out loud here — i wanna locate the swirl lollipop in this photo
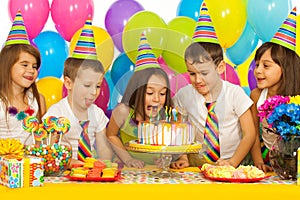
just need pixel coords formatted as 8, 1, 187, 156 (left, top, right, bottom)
56, 116, 71, 144
34, 124, 48, 142
43, 116, 58, 145
22, 116, 39, 144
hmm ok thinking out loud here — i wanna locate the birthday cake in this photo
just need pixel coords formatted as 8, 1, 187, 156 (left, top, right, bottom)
127, 107, 201, 153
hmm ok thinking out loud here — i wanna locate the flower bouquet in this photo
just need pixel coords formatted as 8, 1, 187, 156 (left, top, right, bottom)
258, 95, 300, 180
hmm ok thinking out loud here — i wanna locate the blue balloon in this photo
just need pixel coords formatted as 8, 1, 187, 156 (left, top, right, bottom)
226, 22, 259, 65
110, 52, 135, 95
34, 31, 68, 79
247, 0, 292, 42
104, 70, 122, 110
176, 0, 203, 21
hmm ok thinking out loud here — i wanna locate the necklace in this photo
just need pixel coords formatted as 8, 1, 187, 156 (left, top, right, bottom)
8, 106, 35, 121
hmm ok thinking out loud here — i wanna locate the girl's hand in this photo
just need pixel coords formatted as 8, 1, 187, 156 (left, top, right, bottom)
216, 158, 235, 167
255, 162, 273, 173
124, 158, 144, 168
170, 158, 189, 169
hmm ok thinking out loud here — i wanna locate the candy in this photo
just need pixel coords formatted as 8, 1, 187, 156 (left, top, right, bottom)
34, 124, 48, 141
43, 116, 57, 133
22, 116, 39, 133
25, 143, 72, 176
56, 116, 71, 134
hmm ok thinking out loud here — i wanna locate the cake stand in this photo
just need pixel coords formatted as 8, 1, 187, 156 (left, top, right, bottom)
126, 141, 202, 178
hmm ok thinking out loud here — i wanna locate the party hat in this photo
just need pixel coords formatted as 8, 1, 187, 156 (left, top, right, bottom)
5, 10, 30, 46
134, 33, 160, 72
192, 2, 219, 44
72, 17, 97, 60
270, 7, 296, 52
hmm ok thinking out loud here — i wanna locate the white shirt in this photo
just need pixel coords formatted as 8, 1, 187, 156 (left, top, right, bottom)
0, 91, 39, 144
173, 81, 253, 159
42, 97, 109, 159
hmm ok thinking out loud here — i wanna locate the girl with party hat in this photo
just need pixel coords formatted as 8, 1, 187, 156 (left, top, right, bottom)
250, 7, 300, 172
0, 10, 46, 144
106, 33, 172, 168
42, 18, 113, 165
172, 2, 256, 169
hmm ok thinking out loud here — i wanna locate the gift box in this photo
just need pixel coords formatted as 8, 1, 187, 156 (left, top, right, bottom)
0, 155, 44, 188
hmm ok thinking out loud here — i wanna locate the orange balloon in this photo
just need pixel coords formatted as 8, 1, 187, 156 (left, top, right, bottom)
69, 26, 114, 72
37, 77, 63, 110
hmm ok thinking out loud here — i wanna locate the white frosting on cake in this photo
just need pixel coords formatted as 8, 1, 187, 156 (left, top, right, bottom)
137, 121, 195, 146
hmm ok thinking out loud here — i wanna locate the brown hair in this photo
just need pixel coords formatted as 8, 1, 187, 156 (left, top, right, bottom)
184, 42, 223, 66
121, 67, 172, 121
63, 57, 104, 81
0, 44, 43, 120
255, 42, 300, 96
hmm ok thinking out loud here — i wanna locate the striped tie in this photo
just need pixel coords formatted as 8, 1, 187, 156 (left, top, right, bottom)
203, 102, 220, 163
78, 120, 92, 162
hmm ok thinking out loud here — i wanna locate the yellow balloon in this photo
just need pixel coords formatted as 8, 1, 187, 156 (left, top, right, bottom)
37, 77, 63, 110
205, 0, 247, 49
69, 26, 114, 72
162, 16, 196, 74
123, 11, 167, 63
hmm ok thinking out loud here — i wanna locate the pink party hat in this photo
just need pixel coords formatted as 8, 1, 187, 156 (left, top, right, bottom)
192, 2, 219, 44
270, 7, 296, 52
72, 17, 98, 60
135, 33, 160, 72
5, 10, 30, 46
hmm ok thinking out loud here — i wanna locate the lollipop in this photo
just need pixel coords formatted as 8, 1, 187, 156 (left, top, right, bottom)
43, 116, 58, 145
34, 124, 48, 142
22, 116, 39, 133
56, 116, 71, 134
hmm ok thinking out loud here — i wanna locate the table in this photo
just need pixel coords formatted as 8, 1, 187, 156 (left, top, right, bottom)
1, 165, 300, 200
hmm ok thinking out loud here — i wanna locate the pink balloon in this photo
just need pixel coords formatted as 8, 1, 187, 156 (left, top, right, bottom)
61, 78, 110, 113
94, 78, 110, 113
220, 63, 240, 86
158, 56, 190, 97
8, 0, 50, 39
51, 0, 94, 41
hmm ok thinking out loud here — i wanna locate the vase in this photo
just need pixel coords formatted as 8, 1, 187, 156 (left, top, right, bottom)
24, 134, 72, 176
269, 135, 300, 180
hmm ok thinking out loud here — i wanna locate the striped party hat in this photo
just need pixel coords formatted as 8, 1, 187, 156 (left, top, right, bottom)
135, 33, 160, 72
5, 10, 30, 46
270, 7, 296, 52
192, 2, 219, 44
72, 17, 97, 60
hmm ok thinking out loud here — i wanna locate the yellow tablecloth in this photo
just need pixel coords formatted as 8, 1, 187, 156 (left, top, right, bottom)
1, 165, 300, 200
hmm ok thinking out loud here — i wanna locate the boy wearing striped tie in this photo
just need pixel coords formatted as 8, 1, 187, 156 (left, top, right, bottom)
42, 18, 113, 165
171, 2, 256, 169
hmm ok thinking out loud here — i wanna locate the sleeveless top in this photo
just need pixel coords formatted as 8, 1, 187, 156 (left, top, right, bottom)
0, 91, 39, 144
256, 88, 279, 149
120, 109, 159, 165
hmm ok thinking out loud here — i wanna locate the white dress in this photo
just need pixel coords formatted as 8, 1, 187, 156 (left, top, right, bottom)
256, 88, 279, 149
0, 91, 39, 144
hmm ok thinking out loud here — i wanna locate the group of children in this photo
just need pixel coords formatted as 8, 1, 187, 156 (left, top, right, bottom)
1, 3, 299, 173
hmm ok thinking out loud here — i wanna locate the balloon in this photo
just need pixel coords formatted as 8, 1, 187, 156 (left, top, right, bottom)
104, 70, 122, 110
69, 26, 114, 72
205, 0, 247, 48
8, 0, 50, 39
105, 0, 144, 52
37, 77, 63, 110
242, 86, 251, 96
123, 11, 167, 63
226, 22, 259, 65
34, 31, 68, 79
220, 63, 240, 86
94, 78, 110, 113
248, 59, 257, 90
162, 16, 196, 74
158, 57, 190, 97
51, 0, 94, 41
247, 0, 292, 42
110, 53, 135, 95
176, 0, 203, 21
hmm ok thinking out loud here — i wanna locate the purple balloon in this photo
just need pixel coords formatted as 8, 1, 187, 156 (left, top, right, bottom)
105, 0, 144, 52
248, 59, 257, 90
